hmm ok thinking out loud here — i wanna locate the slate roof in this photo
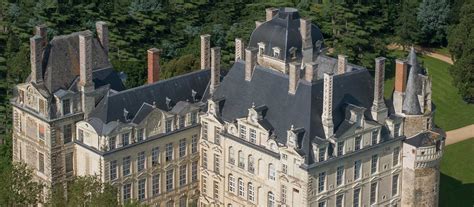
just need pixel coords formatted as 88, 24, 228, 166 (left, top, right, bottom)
402, 47, 424, 115
405, 131, 442, 147
213, 60, 375, 164
249, 8, 324, 62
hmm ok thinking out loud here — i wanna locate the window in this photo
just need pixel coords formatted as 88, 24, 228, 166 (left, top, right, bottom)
64, 124, 72, 143
152, 147, 160, 166
228, 147, 235, 165
138, 178, 146, 201
336, 165, 344, 186
179, 138, 186, 157
191, 134, 198, 154
109, 136, 116, 150
238, 178, 245, 197
238, 151, 245, 169
268, 191, 275, 207
38, 152, 44, 173
202, 150, 208, 169
123, 183, 131, 202
354, 160, 361, 180
137, 151, 145, 172
214, 154, 220, 174
371, 154, 378, 174
371, 130, 379, 145
268, 164, 275, 181
121, 133, 129, 146
392, 174, 399, 196
337, 141, 344, 156
248, 155, 255, 174
273, 47, 280, 58
192, 161, 198, 182
250, 128, 256, 143
282, 154, 288, 160
214, 181, 219, 199
353, 188, 361, 207
62, 99, 71, 115
239, 125, 247, 139
166, 169, 174, 192
214, 127, 221, 145
179, 115, 185, 128
370, 182, 378, 204
65, 152, 73, 173
38, 124, 45, 140
165, 119, 173, 133
191, 111, 198, 124
228, 175, 235, 192
318, 172, 326, 193
336, 194, 344, 207
355, 136, 362, 150
179, 196, 186, 207
394, 123, 401, 137
319, 147, 326, 162
202, 122, 208, 140
282, 164, 288, 174
152, 174, 160, 195
137, 128, 144, 141
393, 147, 400, 166
166, 200, 174, 207
202, 176, 207, 195
123, 156, 131, 176
109, 160, 117, 180
179, 165, 187, 186
166, 143, 173, 162
281, 185, 287, 204
247, 182, 255, 202
318, 201, 326, 207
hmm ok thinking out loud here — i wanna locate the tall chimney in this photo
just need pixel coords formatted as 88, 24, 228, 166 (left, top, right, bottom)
147, 48, 161, 84
210, 47, 221, 95
35, 24, 48, 48
393, 59, 408, 114
266, 8, 278, 21
300, 18, 313, 63
245, 47, 258, 81
200, 34, 211, 70
235, 38, 245, 61
322, 73, 334, 138
305, 62, 317, 82
95, 21, 109, 56
79, 31, 95, 118
371, 57, 388, 122
337, 54, 347, 74
289, 62, 301, 95
30, 36, 43, 83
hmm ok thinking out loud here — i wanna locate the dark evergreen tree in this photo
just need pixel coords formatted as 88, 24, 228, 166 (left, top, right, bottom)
417, 0, 450, 45
395, 0, 421, 49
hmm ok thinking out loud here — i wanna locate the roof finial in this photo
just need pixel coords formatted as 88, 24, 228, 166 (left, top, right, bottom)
290, 124, 294, 130
252, 102, 255, 108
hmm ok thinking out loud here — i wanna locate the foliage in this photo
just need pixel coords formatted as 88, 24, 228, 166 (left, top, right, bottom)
417, 0, 450, 45
0, 162, 44, 206
395, 0, 421, 49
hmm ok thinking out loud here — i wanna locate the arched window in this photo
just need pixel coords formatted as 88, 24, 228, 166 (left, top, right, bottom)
238, 151, 245, 169
238, 178, 245, 197
248, 155, 255, 174
229, 147, 235, 164
268, 191, 275, 207
268, 163, 276, 181
248, 182, 255, 202
228, 174, 235, 192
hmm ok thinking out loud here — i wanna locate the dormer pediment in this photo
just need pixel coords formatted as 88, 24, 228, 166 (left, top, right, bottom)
287, 125, 305, 149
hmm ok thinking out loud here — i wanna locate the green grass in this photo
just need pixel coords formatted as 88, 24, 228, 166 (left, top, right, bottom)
384, 51, 474, 131
439, 138, 474, 207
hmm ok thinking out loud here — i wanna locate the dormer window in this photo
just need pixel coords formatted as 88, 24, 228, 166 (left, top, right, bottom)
394, 123, 401, 137
318, 147, 326, 162
62, 99, 71, 115
38, 99, 46, 115
179, 115, 185, 128
165, 119, 173, 133
191, 111, 198, 124
272, 47, 281, 58
258, 42, 266, 56
239, 125, 247, 139
289, 47, 297, 60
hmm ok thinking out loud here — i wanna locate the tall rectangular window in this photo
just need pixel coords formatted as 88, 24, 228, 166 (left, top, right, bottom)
137, 128, 144, 141
371, 154, 378, 174
371, 130, 379, 145
238, 178, 244, 197
318, 172, 326, 193
38, 99, 45, 115
336, 194, 344, 207
354, 160, 361, 180
319, 147, 326, 162
355, 136, 362, 150
281, 185, 287, 204
137, 151, 145, 172
370, 182, 378, 204
152, 147, 160, 166
123, 183, 131, 202
239, 125, 247, 139
191, 111, 197, 124
38, 152, 44, 173
214, 154, 220, 175
65, 152, 73, 173
123, 156, 131, 176
214, 127, 221, 145
165, 119, 173, 133
109, 136, 116, 150
282, 164, 288, 174
166, 169, 174, 192
192, 161, 198, 182
336, 165, 344, 186
64, 124, 72, 143
392, 174, 399, 196
179, 115, 185, 128
152, 174, 160, 196
179, 138, 186, 158
109, 160, 117, 180
202, 176, 207, 195
122, 133, 129, 147
249, 128, 256, 143
268, 164, 276, 181
38, 124, 45, 140
191, 134, 198, 154
248, 182, 255, 202
393, 147, 400, 166
353, 188, 361, 207
214, 181, 219, 199
202, 150, 208, 169
179, 165, 187, 187
228, 175, 235, 192
165, 143, 173, 162
394, 123, 401, 137
62, 99, 71, 115
337, 141, 344, 156
138, 178, 146, 201
202, 122, 208, 140
318, 201, 326, 207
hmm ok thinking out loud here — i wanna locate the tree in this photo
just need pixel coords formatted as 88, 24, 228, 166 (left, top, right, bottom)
417, 0, 450, 45
395, 0, 421, 49
0, 162, 44, 206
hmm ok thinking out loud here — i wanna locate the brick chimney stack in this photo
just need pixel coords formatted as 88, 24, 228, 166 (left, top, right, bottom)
210, 47, 221, 95
289, 62, 301, 95
266, 8, 278, 21
305, 62, 317, 82
147, 48, 161, 84
235, 38, 245, 61
393, 59, 408, 113
371, 57, 388, 122
300, 18, 313, 63
30, 36, 43, 83
79, 31, 95, 118
35, 24, 48, 48
95, 21, 109, 56
337, 54, 347, 74
245, 47, 258, 81
322, 73, 334, 138
200, 34, 211, 70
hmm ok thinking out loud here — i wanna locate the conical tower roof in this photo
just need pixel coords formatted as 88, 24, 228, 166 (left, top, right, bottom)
402, 47, 422, 115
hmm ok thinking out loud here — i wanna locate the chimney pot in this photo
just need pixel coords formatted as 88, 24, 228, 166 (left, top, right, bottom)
147, 48, 161, 84
265, 8, 278, 21
200, 34, 211, 70
30, 36, 43, 83
337, 54, 347, 74
210, 47, 221, 95
235, 38, 245, 61
289, 62, 301, 94
96, 21, 109, 56
395, 59, 408, 92
245, 47, 258, 81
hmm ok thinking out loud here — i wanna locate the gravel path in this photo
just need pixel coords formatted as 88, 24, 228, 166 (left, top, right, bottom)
445, 125, 474, 145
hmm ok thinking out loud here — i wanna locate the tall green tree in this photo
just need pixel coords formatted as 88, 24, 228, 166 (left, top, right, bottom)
0, 162, 44, 206
417, 0, 450, 45
395, 0, 421, 49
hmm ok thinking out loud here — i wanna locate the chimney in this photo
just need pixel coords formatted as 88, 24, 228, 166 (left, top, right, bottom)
322, 73, 334, 138
266, 8, 278, 21
289, 62, 301, 95
95, 21, 109, 56
255, 21, 263, 28
371, 57, 388, 122
337, 54, 347, 74
300, 18, 313, 63
35, 24, 48, 48
30, 35, 43, 83
79, 31, 95, 118
235, 38, 245, 61
305, 62, 317, 82
147, 48, 161, 84
200, 34, 211, 70
395, 59, 408, 92
210, 47, 221, 95
245, 47, 258, 81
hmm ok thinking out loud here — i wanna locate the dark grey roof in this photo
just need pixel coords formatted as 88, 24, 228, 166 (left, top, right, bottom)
213, 60, 375, 164
402, 47, 423, 115
249, 8, 324, 62
405, 131, 442, 147
90, 69, 210, 123
131, 103, 154, 124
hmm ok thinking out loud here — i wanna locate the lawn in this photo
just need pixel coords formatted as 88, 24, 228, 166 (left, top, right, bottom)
439, 138, 474, 207
384, 51, 474, 131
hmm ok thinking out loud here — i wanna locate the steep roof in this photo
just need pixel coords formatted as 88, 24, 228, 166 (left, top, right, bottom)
405, 131, 442, 147
402, 47, 424, 115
